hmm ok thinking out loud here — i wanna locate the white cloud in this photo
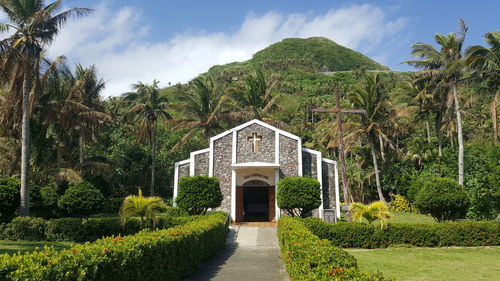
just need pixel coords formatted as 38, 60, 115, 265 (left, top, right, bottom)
48, 2, 407, 97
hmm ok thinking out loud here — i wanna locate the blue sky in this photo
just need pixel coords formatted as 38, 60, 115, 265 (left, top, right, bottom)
3, 0, 498, 96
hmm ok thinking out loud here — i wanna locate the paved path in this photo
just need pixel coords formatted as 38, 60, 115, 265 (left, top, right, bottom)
186, 226, 289, 281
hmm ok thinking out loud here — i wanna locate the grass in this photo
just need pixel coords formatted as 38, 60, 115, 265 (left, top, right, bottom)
388, 211, 436, 224
347, 246, 500, 281
0, 240, 74, 255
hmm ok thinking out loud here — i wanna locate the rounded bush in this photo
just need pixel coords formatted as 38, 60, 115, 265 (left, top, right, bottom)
58, 182, 105, 217
0, 177, 20, 222
277, 177, 321, 217
414, 177, 469, 222
176, 176, 222, 215
407, 178, 425, 203
5, 216, 47, 241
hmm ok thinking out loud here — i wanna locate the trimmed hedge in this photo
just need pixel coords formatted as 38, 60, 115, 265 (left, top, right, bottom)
176, 176, 222, 215
2, 215, 195, 242
0, 212, 229, 281
278, 217, 390, 281
303, 218, 500, 248
277, 177, 322, 218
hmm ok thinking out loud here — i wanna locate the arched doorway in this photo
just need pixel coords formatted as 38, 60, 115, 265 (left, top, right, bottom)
236, 180, 275, 222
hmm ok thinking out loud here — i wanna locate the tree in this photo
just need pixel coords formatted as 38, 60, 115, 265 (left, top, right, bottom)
349, 201, 392, 229
232, 68, 281, 121
170, 76, 231, 151
414, 177, 469, 222
0, 0, 91, 216
465, 31, 500, 142
119, 189, 168, 228
277, 177, 321, 218
58, 181, 104, 217
405, 20, 469, 186
124, 80, 171, 196
349, 73, 397, 203
176, 176, 222, 215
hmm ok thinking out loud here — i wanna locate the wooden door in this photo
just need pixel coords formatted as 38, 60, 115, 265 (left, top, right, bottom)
236, 186, 244, 222
268, 186, 275, 222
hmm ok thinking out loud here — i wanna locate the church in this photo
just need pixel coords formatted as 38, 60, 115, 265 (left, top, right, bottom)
173, 119, 340, 222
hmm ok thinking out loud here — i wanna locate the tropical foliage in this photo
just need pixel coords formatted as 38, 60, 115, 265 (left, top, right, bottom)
0, 9, 497, 222
119, 189, 168, 227
349, 201, 392, 229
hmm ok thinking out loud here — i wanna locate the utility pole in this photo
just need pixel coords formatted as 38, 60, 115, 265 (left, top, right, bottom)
313, 88, 366, 216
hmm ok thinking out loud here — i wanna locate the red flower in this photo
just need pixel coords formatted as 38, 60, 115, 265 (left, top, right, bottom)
48, 261, 54, 265
170, 232, 175, 236
71, 248, 78, 254
112, 237, 124, 243
103, 248, 110, 253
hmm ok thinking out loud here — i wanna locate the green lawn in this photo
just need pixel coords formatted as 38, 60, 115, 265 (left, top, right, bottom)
347, 246, 500, 281
0, 240, 74, 255
388, 211, 436, 224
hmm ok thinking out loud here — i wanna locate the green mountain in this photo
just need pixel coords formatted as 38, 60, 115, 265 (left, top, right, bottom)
208, 37, 388, 75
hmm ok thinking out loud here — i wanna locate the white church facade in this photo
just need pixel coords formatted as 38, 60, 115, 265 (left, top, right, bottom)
173, 119, 340, 222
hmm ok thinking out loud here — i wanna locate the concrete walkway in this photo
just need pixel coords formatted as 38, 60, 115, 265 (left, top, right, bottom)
186, 226, 289, 281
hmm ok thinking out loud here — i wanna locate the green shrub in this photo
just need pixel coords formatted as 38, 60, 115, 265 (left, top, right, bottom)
406, 179, 425, 203
176, 176, 222, 215
414, 177, 469, 221
103, 197, 123, 214
277, 177, 321, 217
0, 177, 20, 222
0, 212, 229, 281
278, 217, 389, 280
163, 206, 189, 217
304, 218, 500, 248
304, 218, 376, 248
44, 216, 183, 242
2, 217, 47, 241
58, 182, 105, 217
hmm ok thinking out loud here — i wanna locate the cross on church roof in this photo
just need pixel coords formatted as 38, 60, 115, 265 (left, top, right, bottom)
247, 132, 262, 152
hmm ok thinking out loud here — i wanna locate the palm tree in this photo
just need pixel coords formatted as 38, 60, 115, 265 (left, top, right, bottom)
232, 68, 281, 121
405, 20, 469, 185
465, 31, 500, 142
170, 76, 231, 151
67, 64, 110, 165
120, 189, 168, 228
350, 201, 392, 229
349, 73, 397, 203
124, 80, 171, 196
0, 0, 90, 216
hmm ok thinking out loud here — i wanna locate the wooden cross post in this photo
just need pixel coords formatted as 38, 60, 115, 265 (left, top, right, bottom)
313, 88, 366, 209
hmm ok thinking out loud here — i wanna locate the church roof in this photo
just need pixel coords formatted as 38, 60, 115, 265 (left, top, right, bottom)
210, 119, 301, 142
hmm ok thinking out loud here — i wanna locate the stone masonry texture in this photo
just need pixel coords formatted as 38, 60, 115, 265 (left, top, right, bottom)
178, 163, 190, 183
194, 152, 209, 175
236, 123, 275, 163
279, 135, 298, 178
213, 134, 233, 214
322, 161, 336, 209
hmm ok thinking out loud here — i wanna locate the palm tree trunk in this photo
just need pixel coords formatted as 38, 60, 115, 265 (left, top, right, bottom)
79, 135, 85, 164
435, 113, 443, 157
370, 135, 386, 203
378, 133, 385, 162
20, 71, 31, 216
452, 84, 464, 186
150, 122, 157, 196
426, 121, 432, 143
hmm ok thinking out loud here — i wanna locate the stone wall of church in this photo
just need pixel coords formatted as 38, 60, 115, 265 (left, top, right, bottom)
194, 152, 209, 175
322, 161, 336, 209
302, 150, 318, 179
178, 163, 190, 182
279, 135, 298, 178
213, 134, 232, 214
236, 123, 275, 163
